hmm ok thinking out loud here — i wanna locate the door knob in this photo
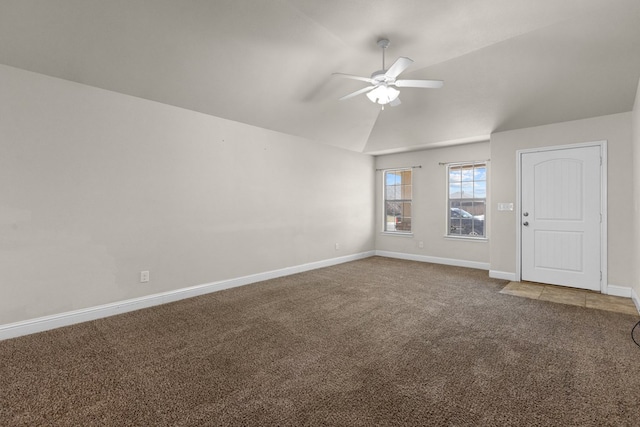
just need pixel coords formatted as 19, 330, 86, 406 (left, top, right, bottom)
523, 212, 529, 217
523, 221, 529, 226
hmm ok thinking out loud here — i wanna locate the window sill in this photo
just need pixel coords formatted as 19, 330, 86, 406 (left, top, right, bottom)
443, 235, 488, 242
380, 231, 414, 238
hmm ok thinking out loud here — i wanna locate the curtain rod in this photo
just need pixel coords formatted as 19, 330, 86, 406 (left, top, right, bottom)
438, 159, 490, 166
375, 165, 422, 172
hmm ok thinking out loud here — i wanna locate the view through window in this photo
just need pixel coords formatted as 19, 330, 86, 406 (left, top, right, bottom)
447, 162, 486, 237
384, 169, 412, 233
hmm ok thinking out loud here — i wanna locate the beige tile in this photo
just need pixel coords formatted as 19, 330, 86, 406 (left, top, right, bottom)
500, 282, 544, 299
539, 286, 587, 307
500, 281, 639, 315
585, 294, 639, 315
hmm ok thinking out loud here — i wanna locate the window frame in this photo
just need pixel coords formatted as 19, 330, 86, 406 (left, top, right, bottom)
446, 161, 487, 239
382, 168, 413, 235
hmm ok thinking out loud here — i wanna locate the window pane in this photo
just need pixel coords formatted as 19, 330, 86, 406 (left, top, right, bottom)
402, 202, 412, 218
449, 219, 462, 235
385, 185, 394, 200
474, 166, 486, 181
449, 168, 461, 183
449, 182, 461, 198
386, 201, 399, 216
396, 202, 411, 232
401, 184, 412, 199
386, 172, 399, 186
474, 181, 487, 199
473, 201, 486, 219
461, 167, 474, 182
461, 182, 473, 198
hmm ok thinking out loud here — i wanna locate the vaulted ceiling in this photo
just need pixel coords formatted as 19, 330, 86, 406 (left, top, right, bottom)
1, 0, 639, 154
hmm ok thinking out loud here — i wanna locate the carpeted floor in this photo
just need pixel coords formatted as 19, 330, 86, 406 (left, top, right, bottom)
1, 257, 639, 426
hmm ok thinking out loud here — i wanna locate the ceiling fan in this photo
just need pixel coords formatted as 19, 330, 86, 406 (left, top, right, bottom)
333, 39, 443, 109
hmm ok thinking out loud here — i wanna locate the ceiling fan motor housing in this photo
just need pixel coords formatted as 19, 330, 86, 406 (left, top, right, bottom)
371, 70, 392, 84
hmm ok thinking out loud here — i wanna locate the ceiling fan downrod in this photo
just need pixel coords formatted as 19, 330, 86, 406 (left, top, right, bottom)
378, 38, 390, 71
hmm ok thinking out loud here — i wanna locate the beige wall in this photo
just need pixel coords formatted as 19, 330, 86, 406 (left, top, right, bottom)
490, 112, 633, 288
375, 142, 490, 265
632, 78, 640, 300
0, 65, 375, 325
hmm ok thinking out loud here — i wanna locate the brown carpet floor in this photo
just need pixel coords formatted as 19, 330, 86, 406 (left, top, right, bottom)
1, 257, 639, 426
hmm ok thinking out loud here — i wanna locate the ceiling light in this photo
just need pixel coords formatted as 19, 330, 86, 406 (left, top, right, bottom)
366, 85, 400, 105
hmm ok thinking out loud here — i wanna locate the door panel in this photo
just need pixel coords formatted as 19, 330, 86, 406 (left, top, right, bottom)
521, 146, 601, 290
534, 230, 583, 272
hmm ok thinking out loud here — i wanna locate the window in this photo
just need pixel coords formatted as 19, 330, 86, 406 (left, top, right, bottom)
384, 169, 412, 233
447, 162, 486, 237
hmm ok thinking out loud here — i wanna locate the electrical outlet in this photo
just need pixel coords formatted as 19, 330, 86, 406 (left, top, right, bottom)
335, 243, 340, 250
418, 241, 424, 249
140, 271, 149, 283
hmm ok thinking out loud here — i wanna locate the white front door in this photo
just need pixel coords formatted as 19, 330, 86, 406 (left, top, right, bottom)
520, 145, 602, 291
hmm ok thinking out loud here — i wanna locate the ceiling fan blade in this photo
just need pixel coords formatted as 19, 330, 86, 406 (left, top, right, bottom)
339, 85, 376, 101
395, 79, 444, 89
389, 98, 402, 107
385, 57, 413, 78
332, 73, 375, 84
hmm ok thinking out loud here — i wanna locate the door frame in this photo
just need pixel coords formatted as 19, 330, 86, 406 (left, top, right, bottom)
515, 140, 608, 293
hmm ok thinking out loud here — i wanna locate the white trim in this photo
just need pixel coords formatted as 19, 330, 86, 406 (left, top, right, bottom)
515, 149, 522, 281
515, 140, 608, 292
601, 142, 609, 293
605, 284, 632, 298
375, 250, 489, 270
489, 270, 517, 281
380, 232, 414, 238
443, 236, 488, 242
631, 287, 640, 314
0, 251, 375, 341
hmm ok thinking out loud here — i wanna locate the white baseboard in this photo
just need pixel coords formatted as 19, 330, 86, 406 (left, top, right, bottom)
375, 250, 489, 271
632, 288, 640, 314
0, 251, 375, 341
489, 270, 517, 281
606, 284, 632, 298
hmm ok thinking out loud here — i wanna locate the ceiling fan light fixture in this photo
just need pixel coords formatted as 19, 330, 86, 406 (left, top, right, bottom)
366, 85, 400, 105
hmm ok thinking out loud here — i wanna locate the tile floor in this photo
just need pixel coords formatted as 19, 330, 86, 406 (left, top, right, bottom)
500, 281, 639, 316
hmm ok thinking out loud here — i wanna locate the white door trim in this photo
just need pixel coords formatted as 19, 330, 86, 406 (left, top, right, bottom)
515, 140, 608, 293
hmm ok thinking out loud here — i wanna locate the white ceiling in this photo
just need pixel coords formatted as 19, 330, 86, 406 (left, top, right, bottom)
1, 0, 639, 154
